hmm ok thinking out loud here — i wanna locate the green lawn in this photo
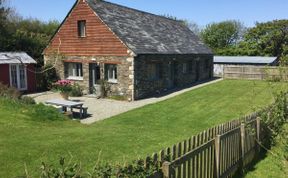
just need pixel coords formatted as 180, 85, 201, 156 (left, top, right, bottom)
0, 80, 287, 177
244, 124, 288, 178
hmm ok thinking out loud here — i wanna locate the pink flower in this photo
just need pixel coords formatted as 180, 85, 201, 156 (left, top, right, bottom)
53, 80, 73, 93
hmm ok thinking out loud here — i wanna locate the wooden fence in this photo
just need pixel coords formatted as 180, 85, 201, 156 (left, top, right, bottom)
222, 65, 288, 81
146, 112, 262, 178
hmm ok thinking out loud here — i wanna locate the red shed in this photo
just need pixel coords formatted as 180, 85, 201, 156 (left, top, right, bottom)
0, 52, 37, 92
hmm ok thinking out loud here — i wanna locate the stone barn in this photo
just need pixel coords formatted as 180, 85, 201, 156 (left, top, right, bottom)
44, 0, 213, 100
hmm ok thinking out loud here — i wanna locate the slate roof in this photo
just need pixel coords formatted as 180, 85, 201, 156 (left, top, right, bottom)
214, 56, 278, 65
0, 52, 36, 64
86, 0, 212, 55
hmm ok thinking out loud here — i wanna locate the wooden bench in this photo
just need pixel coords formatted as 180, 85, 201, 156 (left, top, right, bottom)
72, 105, 88, 118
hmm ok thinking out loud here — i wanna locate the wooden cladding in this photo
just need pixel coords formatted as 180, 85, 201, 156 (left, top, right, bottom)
44, 0, 129, 57
77, 20, 86, 37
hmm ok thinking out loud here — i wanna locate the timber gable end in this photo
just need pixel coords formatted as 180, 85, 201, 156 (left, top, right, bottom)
44, 0, 130, 57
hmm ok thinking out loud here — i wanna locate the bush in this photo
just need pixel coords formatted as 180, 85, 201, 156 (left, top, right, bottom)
28, 103, 67, 121
37, 64, 59, 91
20, 96, 36, 105
0, 83, 35, 105
0, 82, 21, 99
99, 80, 110, 98
260, 91, 288, 148
22, 157, 159, 178
52, 80, 73, 93
70, 83, 83, 97
40, 157, 82, 178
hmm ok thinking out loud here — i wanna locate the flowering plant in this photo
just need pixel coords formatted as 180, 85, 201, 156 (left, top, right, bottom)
53, 80, 73, 93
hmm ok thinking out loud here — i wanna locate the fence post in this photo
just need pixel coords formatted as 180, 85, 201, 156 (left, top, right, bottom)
162, 161, 171, 178
256, 117, 261, 153
240, 123, 245, 170
214, 135, 221, 178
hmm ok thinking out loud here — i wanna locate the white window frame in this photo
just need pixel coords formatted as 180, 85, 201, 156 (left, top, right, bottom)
66, 63, 83, 81
105, 64, 118, 83
9, 64, 27, 91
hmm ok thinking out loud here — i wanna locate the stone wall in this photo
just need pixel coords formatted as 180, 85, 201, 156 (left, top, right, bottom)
44, 54, 213, 101
134, 54, 213, 99
44, 55, 134, 100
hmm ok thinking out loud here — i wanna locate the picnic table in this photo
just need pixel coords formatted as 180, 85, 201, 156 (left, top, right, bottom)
45, 99, 84, 119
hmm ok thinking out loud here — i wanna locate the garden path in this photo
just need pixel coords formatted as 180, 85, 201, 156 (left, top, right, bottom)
28, 79, 222, 124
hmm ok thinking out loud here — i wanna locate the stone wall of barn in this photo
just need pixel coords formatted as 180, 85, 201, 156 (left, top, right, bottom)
44, 55, 134, 100
44, 54, 213, 101
133, 54, 213, 99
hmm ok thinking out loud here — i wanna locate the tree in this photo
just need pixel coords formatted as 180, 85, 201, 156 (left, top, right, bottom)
160, 14, 201, 36
0, 0, 11, 49
0, 13, 59, 65
238, 20, 288, 60
182, 20, 201, 36
9, 18, 59, 65
200, 20, 246, 51
0, 0, 60, 65
0, 0, 9, 24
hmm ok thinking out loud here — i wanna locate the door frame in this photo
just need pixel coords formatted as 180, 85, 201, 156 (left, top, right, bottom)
89, 63, 100, 94
9, 64, 27, 91
168, 61, 178, 88
195, 60, 200, 81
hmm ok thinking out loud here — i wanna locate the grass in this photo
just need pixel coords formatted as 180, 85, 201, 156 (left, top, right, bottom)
0, 80, 287, 177
244, 124, 288, 178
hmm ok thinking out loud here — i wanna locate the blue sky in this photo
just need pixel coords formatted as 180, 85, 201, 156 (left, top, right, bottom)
9, 0, 288, 27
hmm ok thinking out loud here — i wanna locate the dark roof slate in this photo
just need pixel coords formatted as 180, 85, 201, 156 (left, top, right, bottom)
86, 0, 212, 55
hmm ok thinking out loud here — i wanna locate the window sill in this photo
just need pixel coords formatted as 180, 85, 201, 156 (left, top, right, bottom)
107, 79, 118, 84
67, 76, 84, 81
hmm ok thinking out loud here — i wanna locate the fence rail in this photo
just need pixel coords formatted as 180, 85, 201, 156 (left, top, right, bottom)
222, 65, 288, 80
146, 112, 262, 178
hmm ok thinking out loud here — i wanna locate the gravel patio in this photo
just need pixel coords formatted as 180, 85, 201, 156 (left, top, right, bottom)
28, 79, 221, 124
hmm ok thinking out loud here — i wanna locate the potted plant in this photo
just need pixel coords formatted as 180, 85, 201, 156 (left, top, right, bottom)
53, 80, 73, 100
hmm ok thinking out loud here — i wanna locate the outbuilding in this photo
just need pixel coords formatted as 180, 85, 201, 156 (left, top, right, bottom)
214, 56, 278, 77
0, 52, 37, 92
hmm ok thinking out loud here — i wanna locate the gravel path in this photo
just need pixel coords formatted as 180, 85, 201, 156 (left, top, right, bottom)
28, 79, 222, 124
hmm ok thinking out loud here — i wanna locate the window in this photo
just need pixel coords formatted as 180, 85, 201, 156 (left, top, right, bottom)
105, 64, 117, 83
78, 20, 86, 37
9, 64, 27, 90
182, 63, 188, 74
67, 63, 83, 80
147, 63, 162, 80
